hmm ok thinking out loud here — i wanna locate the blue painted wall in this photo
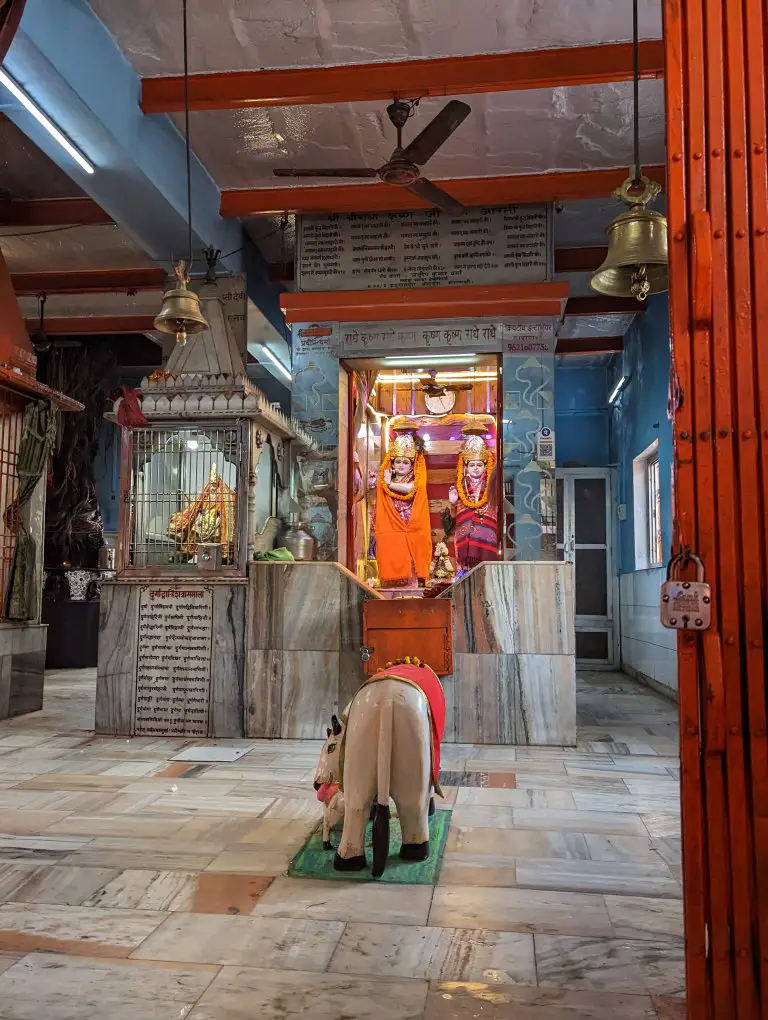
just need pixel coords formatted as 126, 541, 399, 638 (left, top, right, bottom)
555, 363, 611, 468
610, 294, 673, 574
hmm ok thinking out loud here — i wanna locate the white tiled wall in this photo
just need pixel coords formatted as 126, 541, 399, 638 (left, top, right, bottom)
619, 567, 678, 700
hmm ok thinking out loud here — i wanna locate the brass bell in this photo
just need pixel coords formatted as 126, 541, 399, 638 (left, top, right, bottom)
154, 260, 208, 345
590, 176, 669, 301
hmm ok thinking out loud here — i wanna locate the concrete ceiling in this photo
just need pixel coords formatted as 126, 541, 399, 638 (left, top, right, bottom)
89, 0, 662, 75
171, 79, 664, 189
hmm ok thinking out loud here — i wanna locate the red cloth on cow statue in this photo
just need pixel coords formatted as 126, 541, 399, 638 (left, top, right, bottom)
365, 657, 445, 794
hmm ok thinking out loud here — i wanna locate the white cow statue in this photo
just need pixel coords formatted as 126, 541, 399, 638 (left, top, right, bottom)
314, 658, 444, 879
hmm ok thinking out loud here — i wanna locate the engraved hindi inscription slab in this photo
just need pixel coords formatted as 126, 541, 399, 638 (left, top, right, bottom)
297, 205, 552, 291
134, 585, 214, 736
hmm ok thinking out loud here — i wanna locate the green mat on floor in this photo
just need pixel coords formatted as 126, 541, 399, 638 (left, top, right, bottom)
288, 808, 451, 885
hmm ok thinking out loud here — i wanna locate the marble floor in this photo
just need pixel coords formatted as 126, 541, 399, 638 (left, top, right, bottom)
0, 668, 683, 1020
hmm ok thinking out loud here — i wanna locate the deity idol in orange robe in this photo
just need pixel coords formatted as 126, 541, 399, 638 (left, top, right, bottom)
168, 463, 236, 561
375, 430, 432, 587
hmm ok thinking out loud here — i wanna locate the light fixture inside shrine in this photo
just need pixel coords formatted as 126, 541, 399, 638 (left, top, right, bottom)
590, 0, 668, 301
154, 0, 208, 344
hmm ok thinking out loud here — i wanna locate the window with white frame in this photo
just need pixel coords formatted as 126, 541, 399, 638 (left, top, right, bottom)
632, 440, 664, 569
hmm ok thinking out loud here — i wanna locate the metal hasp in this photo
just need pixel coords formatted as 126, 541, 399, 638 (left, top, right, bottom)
660, 552, 712, 631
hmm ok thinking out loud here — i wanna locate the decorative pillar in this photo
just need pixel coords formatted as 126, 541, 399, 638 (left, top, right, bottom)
501, 352, 556, 560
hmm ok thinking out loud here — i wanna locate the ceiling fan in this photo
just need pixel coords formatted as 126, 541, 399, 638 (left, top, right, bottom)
420, 373, 473, 396
273, 99, 471, 214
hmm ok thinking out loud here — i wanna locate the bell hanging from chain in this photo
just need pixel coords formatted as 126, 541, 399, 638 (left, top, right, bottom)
590, 176, 669, 301
154, 260, 208, 345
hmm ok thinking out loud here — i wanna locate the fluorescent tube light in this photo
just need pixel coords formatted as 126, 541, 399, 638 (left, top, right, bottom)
0, 68, 95, 175
377, 373, 497, 384
260, 344, 291, 382
608, 375, 629, 405
382, 354, 479, 366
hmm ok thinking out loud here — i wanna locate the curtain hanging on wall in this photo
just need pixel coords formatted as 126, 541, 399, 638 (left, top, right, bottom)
352, 370, 378, 437
4, 400, 57, 621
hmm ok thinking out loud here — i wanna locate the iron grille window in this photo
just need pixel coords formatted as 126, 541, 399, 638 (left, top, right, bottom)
647, 453, 662, 566
0, 387, 27, 609
127, 425, 242, 569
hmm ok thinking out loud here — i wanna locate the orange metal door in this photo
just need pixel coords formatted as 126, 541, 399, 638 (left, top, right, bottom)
664, 0, 768, 1014
362, 599, 453, 676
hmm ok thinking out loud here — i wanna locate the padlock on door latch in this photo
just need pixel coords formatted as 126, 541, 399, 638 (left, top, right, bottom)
360, 645, 374, 662
660, 553, 712, 630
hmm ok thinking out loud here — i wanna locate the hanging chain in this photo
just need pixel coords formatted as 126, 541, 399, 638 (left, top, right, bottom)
632, 0, 641, 183
183, 0, 193, 270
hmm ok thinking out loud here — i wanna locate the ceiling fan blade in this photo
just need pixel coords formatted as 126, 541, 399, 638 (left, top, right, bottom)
405, 177, 464, 215
401, 100, 471, 166
273, 168, 378, 178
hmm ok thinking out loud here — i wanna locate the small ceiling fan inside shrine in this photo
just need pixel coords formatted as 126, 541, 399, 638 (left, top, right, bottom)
273, 99, 471, 214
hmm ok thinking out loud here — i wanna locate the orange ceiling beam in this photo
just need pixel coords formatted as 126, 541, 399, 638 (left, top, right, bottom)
565, 296, 645, 315
26, 315, 156, 335
12, 268, 166, 296
221, 166, 667, 217
555, 336, 624, 355
141, 41, 664, 113
554, 247, 609, 273
0, 197, 112, 227
281, 282, 568, 324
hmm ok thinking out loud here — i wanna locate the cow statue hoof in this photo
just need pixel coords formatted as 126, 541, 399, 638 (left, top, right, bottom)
428, 796, 435, 817
334, 853, 367, 872
400, 841, 430, 862
322, 840, 333, 851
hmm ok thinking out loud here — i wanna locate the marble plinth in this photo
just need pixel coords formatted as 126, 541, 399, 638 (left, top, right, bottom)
439, 562, 576, 746
246, 563, 380, 740
96, 579, 247, 737
0, 623, 47, 720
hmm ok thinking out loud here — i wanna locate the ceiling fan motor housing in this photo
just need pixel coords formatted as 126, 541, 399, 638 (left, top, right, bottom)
380, 157, 421, 185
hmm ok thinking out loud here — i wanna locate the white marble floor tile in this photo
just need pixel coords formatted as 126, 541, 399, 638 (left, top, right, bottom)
512, 808, 647, 836
449, 805, 516, 829
0, 953, 218, 1020
63, 838, 222, 872
642, 814, 683, 839
3, 865, 118, 906
585, 834, 660, 861
204, 848, 295, 874
512, 773, 630, 792
132, 912, 344, 969
46, 814, 190, 839
572, 792, 681, 815
171, 745, 255, 762
423, 982, 659, 1020
455, 788, 576, 809
329, 922, 537, 984
188, 966, 429, 1020
436, 851, 519, 888
85, 870, 200, 911
516, 858, 682, 898
0, 902, 165, 954
604, 895, 685, 940
448, 826, 590, 860
253, 877, 433, 925
534, 934, 685, 996
429, 886, 614, 937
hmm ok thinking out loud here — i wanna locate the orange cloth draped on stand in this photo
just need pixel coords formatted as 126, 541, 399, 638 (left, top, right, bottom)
375, 448, 432, 585
168, 467, 236, 560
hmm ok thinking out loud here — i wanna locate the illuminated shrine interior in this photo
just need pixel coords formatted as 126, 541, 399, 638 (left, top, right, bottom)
0, 0, 735, 1015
